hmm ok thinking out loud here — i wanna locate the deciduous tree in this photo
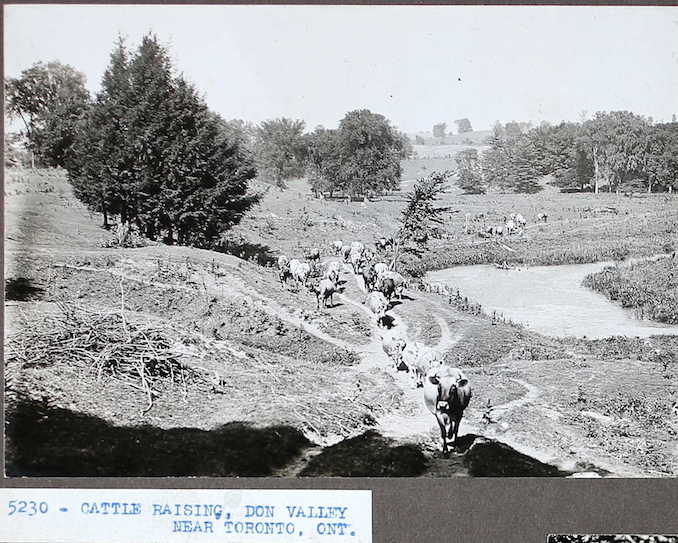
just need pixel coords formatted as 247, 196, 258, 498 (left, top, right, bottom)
5, 61, 90, 167
254, 118, 306, 188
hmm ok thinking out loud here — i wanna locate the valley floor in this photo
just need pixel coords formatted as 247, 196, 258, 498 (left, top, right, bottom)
4, 169, 677, 477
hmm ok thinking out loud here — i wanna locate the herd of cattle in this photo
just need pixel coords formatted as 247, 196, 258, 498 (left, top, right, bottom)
477, 211, 547, 238
275, 237, 472, 454
276, 239, 407, 324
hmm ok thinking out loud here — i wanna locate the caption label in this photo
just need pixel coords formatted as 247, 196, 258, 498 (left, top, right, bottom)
0, 489, 372, 543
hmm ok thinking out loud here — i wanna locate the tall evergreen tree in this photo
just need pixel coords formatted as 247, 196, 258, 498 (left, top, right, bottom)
67, 33, 258, 245
456, 148, 485, 194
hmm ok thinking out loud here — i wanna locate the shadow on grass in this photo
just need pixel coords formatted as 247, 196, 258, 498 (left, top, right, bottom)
458, 434, 570, 477
301, 431, 572, 477
5, 395, 310, 477
299, 430, 428, 477
5, 277, 44, 301
218, 240, 277, 267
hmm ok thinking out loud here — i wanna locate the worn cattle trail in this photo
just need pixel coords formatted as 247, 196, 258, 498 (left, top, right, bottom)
55, 256, 555, 472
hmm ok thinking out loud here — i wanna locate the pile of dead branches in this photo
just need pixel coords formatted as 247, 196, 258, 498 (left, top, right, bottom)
5, 303, 219, 412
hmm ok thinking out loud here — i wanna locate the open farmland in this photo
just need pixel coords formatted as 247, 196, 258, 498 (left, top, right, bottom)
227, 170, 677, 274
5, 167, 678, 477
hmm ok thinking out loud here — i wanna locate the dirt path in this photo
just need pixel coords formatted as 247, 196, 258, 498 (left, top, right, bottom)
47, 260, 634, 477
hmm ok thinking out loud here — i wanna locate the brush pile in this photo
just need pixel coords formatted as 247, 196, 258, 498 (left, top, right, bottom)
5, 303, 219, 412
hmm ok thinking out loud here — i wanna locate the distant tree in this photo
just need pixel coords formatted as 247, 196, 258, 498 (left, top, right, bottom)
433, 122, 447, 143
390, 171, 452, 271
5, 61, 90, 167
455, 148, 485, 194
220, 118, 255, 150
581, 111, 651, 194
400, 133, 414, 159
305, 126, 341, 197
335, 109, 405, 196
504, 121, 524, 140
454, 118, 473, 134
645, 122, 678, 193
414, 135, 425, 145
68, 33, 258, 245
481, 123, 510, 191
254, 118, 306, 189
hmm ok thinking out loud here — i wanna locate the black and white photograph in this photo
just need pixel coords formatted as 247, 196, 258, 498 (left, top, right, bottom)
4, 4, 677, 477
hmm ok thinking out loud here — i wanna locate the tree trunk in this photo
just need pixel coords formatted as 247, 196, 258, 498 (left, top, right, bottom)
102, 204, 109, 229
389, 239, 401, 271
593, 147, 600, 194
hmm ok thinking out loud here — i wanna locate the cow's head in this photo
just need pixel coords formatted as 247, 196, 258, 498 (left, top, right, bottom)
429, 372, 468, 411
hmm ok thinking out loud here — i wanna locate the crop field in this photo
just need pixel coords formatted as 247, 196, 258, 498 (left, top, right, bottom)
4, 167, 678, 477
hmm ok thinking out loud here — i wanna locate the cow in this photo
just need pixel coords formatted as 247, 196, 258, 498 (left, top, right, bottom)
289, 259, 311, 288
305, 247, 321, 262
373, 262, 388, 277
537, 212, 548, 223
308, 278, 336, 309
376, 237, 393, 250
341, 245, 352, 262
423, 365, 472, 454
332, 240, 343, 254
379, 270, 405, 299
362, 266, 377, 292
349, 249, 366, 274
382, 334, 407, 371
364, 291, 388, 326
323, 260, 342, 285
402, 343, 443, 387
378, 277, 396, 300
350, 241, 365, 254
515, 213, 527, 228
505, 219, 516, 235
277, 255, 291, 285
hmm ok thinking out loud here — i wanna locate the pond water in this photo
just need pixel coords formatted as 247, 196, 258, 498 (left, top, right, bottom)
427, 259, 678, 339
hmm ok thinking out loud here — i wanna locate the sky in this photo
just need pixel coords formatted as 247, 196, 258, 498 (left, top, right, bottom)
5, 4, 678, 133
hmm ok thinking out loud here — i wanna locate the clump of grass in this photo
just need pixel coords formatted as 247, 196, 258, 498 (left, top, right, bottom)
583, 258, 678, 324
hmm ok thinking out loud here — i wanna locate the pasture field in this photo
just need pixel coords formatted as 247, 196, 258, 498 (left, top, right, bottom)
228, 171, 676, 275
4, 167, 678, 477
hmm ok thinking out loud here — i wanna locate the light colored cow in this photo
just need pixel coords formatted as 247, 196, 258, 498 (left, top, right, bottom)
289, 259, 311, 288
402, 343, 443, 387
373, 262, 388, 277
308, 278, 336, 309
364, 291, 388, 326
423, 365, 472, 454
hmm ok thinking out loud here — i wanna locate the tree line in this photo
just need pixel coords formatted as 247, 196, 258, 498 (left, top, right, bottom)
5, 33, 412, 249
456, 113, 678, 195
